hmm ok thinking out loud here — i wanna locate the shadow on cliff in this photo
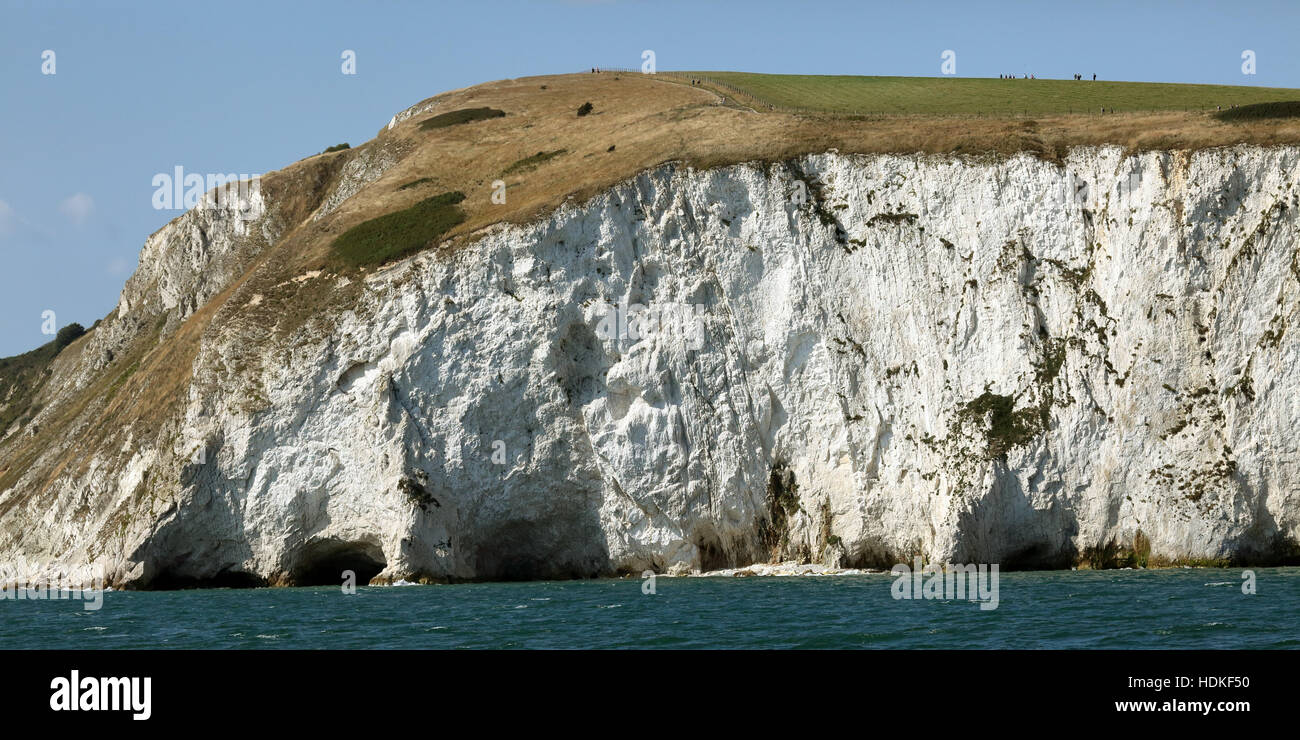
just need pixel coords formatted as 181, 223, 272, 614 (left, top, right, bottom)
1235, 488, 1300, 566
127, 433, 269, 589
444, 300, 613, 582
948, 456, 1082, 569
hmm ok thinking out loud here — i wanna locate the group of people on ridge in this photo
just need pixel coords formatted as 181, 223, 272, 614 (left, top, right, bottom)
1000, 73, 1096, 80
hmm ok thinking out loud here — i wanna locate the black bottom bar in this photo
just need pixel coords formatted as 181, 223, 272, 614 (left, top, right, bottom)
7, 649, 1286, 727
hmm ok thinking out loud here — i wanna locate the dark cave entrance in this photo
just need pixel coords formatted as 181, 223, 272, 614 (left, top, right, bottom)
145, 568, 267, 590
290, 540, 387, 587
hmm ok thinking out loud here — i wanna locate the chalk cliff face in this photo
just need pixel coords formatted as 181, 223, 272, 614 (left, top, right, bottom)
4, 144, 1300, 587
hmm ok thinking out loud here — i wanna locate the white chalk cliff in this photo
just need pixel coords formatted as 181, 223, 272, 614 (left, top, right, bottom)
3, 144, 1299, 587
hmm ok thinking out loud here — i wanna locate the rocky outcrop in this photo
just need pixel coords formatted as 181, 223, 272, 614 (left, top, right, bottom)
4, 145, 1300, 587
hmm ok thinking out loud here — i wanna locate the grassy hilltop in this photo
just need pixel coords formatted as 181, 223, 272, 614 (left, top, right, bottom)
677, 72, 1300, 116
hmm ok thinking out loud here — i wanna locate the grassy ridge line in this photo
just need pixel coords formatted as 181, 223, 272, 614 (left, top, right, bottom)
673, 72, 1300, 115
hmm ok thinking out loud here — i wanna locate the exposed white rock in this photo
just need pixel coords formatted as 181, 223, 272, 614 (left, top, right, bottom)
690, 561, 881, 577
311, 146, 400, 221
4, 146, 1300, 586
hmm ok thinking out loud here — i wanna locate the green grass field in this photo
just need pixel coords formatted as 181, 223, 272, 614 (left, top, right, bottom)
680, 72, 1300, 115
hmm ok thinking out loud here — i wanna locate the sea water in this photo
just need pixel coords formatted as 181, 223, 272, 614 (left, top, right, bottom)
3, 567, 1296, 649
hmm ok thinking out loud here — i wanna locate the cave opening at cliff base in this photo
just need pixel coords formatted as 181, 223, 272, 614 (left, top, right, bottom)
289, 539, 387, 587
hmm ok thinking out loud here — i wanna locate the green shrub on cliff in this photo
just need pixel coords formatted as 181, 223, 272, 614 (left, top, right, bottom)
330, 191, 466, 268
418, 107, 506, 131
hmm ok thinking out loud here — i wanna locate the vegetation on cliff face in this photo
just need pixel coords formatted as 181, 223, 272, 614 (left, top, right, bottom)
958, 391, 1043, 459
948, 338, 1067, 461
760, 462, 802, 560
0, 322, 88, 435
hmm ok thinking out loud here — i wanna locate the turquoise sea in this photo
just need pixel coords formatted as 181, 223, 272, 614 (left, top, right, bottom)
3, 567, 1296, 649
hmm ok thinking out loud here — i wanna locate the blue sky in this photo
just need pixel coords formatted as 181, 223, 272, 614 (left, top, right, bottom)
1, 0, 1298, 356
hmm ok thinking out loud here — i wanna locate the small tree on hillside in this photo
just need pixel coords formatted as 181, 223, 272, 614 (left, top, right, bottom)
55, 323, 86, 349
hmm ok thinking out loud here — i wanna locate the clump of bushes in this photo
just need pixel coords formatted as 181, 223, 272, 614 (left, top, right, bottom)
395, 177, 435, 191
55, 323, 86, 349
1080, 532, 1151, 569
398, 476, 439, 512
418, 107, 506, 131
502, 149, 567, 175
330, 191, 466, 268
1132, 530, 1151, 568
577, 102, 594, 117
959, 391, 1042, 459
322, 143, 351, 154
